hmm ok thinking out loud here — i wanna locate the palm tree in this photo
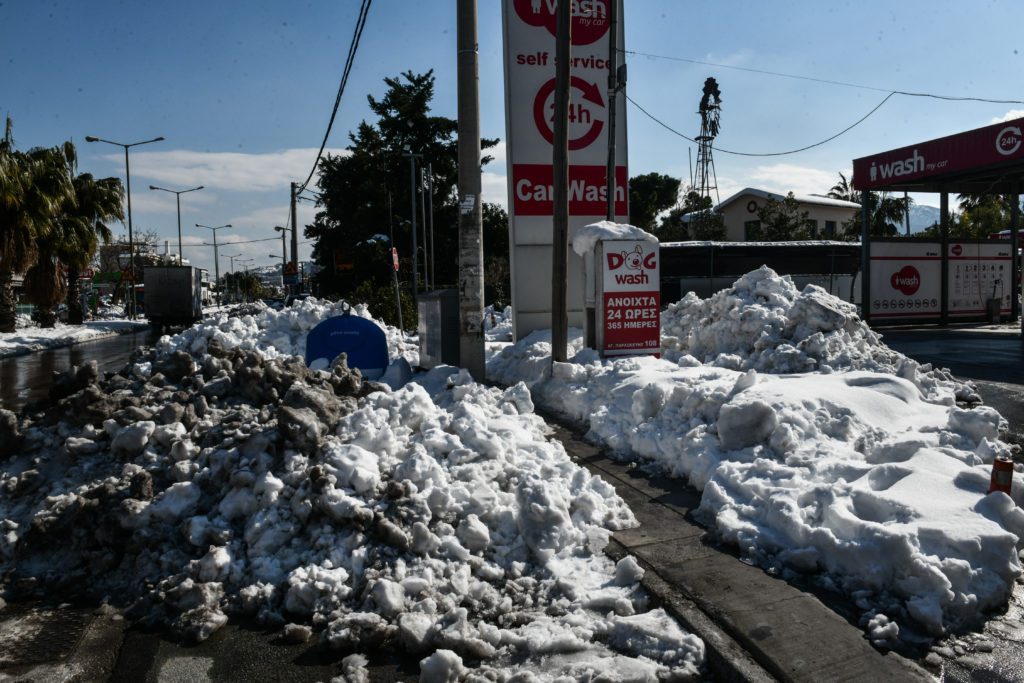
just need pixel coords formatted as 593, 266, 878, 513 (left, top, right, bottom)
829, 171, 911, 239
828, 172, 858, 203
60, 170, 123, 324
0, 119, 74, 332
23, 145, 124, 326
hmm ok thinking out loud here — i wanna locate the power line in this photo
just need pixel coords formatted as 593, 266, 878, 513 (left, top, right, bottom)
297, 0, 372, 194
625, 91, 895, 157
182, 236, 282, 248
620, 48, 1024, 105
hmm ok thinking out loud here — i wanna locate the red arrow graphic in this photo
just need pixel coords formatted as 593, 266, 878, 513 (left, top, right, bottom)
532, 76, 606, 151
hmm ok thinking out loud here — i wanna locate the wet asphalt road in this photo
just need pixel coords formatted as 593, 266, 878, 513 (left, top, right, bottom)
880, 327, 1024, 445
0, 328, 160, 414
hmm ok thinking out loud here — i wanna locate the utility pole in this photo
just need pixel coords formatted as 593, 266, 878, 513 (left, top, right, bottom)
420, 166, 429, 290
591, 0, 619, 349
457, 0, 485, 379
427, 162, 435, 291
387, 191, 404, 331
290, 182, 299, 293
550, 0, 571, 363
404, 150, 420, 296
605, 0, 618, 224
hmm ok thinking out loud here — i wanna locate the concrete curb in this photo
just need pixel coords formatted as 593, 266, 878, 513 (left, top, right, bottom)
546, 418, 934, 683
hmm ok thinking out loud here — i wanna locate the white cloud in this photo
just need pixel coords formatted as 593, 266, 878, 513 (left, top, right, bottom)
746, 163, 837, 197
127, 188, 218, 215
481, 141, 508, 209
992, 109, 1024, 124
107, 148, 350, 193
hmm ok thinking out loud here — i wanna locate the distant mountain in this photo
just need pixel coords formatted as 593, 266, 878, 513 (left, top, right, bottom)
908, 204, 940, 234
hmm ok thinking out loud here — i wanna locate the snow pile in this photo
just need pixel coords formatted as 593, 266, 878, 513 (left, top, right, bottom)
489, 269, 1024, 639
570, 220, 658, 257
484, 304, 512, 342
661, 266, 977, 402
158, 297, 419, 367
0, 314, 704, 678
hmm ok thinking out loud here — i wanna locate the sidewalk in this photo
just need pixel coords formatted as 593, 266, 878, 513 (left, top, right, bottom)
546, 419, 934, 683
0, 319, 150, 359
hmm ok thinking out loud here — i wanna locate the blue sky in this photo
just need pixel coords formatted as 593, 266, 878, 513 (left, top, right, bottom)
2, 0, 1022, 274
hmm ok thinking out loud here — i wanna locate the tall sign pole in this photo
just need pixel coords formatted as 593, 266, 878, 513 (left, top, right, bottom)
457, 0, 485, 379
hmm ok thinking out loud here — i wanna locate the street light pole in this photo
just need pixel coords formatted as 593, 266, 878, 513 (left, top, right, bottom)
149, 184, 204, 264
274, 226, 289, 290
403, 148, 422, 296
223, 253, 241, 302
196, 223, 231, 308
85, 134, 165, 319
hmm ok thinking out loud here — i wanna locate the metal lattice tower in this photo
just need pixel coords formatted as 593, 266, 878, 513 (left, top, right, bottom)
693, 77, 721, 236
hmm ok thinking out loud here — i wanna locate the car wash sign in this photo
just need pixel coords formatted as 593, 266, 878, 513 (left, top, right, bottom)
502, 0, 629, 339
598, 240, 659, 356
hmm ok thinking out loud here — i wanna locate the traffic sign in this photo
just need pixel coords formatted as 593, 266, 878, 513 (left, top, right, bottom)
391, 247, 400, 272
305, 314, 389, 379
283, 262, 298, 276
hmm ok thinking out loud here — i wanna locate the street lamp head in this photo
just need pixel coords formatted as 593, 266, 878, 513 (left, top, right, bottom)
274, 226, 286, 232
149, 185, 160, 190
153, 136, 166, 142
84, 136, 99, 143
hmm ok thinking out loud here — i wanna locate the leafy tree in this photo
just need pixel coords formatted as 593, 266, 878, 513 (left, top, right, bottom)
223, 270, 266, 303
628, 172, 680, 232
482, 202, 510, 306
948, 194, 1020, 238
306, 70, 498, 329
654, 188, 724, 241
750, 192, 813, 241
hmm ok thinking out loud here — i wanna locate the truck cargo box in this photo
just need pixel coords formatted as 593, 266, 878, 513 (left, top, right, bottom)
144, 266, 203, 327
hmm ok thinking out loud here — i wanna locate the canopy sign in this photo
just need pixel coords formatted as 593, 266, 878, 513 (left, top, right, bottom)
853, 117, 1024, 191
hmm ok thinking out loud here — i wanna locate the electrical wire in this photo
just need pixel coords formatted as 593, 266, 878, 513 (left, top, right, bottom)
297, 0, 372, 194
620, 48, 1024, 105
625, 91, 895, 157
181, 236, 282, 248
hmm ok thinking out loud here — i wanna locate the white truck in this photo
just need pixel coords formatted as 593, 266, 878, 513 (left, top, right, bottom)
143, 266, 203, 329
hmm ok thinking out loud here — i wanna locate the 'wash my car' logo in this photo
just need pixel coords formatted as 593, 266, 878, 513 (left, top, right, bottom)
514, 0, 611, 45
891, 266, 921, 295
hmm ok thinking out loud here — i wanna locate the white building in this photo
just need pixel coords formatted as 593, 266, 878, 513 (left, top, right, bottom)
715, 188, 861, 241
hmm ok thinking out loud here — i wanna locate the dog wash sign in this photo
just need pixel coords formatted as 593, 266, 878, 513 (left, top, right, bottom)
598, 240, 660, 356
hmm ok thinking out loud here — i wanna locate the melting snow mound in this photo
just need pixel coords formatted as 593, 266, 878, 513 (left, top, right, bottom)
489, 267, 1023, 640
0, 302, 705, 680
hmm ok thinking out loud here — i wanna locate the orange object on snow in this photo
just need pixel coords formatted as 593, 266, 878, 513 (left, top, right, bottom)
989, 456, 1014, 495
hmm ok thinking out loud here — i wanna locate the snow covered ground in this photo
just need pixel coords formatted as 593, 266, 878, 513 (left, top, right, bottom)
0, 299, 704, 680
489, 266, 1024, 644
0, 318, 150, 358
3, 267, 1022, 677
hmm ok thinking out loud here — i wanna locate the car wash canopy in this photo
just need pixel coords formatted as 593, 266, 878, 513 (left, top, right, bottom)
852, 116, 1024, 326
